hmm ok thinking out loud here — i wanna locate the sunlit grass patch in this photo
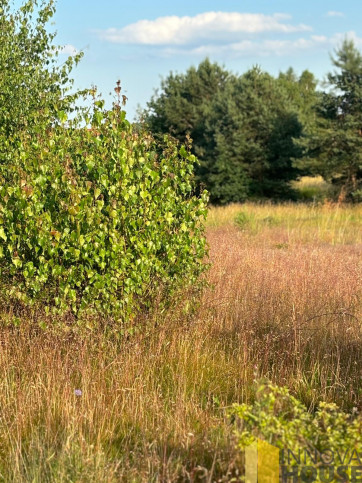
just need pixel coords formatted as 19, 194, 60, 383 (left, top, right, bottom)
207, 202, 362, 245
292, 176, 332, 201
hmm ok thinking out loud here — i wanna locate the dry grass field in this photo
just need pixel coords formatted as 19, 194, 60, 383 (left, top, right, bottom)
0, 203, 361, 482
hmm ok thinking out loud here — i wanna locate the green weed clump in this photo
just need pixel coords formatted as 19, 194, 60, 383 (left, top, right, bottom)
0, 100, 208, 320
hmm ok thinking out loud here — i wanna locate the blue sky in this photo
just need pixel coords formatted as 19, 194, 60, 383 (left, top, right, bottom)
47, 0, 362, 119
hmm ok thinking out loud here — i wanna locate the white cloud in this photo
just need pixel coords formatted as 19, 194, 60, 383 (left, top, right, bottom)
99, 12, 311, 46
326, 11, 345, 18
59, 44, 79, 55
160, 32, 362, 58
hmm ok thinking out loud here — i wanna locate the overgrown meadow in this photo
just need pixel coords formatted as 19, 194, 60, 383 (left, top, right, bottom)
0, 202, 360, 482
0, 1, 361, 481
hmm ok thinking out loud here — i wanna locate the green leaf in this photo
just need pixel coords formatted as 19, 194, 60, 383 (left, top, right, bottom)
12, 258, 22, 268
179, 146, 188, 158
58, 111, 68, 123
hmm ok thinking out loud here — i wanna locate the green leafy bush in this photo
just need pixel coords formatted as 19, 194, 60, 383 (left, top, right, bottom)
0, 102, 208, 319
230, 381, 361, 474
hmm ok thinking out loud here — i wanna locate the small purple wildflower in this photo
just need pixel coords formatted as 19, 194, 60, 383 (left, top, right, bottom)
74, 389, 82, 397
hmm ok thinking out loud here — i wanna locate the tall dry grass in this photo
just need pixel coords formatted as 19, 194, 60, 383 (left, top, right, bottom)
0, 203, 361, 481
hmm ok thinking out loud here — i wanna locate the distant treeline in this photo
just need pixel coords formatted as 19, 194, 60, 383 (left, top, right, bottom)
142, 41, 362, 203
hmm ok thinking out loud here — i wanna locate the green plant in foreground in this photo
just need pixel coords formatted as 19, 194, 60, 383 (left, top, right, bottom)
0, 0, 208, 323
230, 381, 361, 476
0, 99, 208, 320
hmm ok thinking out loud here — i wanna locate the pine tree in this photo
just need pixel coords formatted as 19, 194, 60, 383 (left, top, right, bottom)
207, 67, 303, 201
302, 40, 362, 201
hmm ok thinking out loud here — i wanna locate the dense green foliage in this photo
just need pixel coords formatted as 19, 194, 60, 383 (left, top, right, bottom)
278, 67, 319, 127
144, 60, 231, 202
0, 0, 83, 140
0, 1, 208, 320
0, 103, 208, 318
144, 60, 318, 204
209, 67, 303, 202
300, 40, 362, 202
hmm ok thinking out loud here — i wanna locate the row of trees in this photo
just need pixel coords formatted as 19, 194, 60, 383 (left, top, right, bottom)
143, 43, 362, 203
